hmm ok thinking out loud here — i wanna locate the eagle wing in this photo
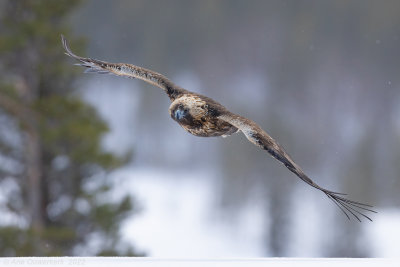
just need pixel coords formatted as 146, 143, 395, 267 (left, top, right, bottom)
61, 35, 188, 100
219, 112, 376, 221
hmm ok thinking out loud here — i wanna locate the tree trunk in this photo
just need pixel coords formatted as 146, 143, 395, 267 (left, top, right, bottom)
25, 128, 44, 231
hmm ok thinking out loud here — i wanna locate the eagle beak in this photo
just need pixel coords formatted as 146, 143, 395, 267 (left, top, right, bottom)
174, 109, 186, 120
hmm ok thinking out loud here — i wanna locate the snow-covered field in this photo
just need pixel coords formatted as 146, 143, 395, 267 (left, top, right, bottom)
365, 209, 400, 257
112, 167, 266, 257
111, 167, 400, 258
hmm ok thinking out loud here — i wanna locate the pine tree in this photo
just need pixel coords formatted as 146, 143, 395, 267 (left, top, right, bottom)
0, 0, 141, 256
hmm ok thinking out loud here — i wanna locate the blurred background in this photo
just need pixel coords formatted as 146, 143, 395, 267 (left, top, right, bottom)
0, 0, 399, 257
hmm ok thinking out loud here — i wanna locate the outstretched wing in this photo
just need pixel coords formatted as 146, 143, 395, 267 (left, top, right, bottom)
61, 35, 188, 100
219, 112, 376, 221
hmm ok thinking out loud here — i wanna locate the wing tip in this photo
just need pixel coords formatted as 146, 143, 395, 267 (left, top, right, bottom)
324, 190, 377, 222
60, 34, 81, 60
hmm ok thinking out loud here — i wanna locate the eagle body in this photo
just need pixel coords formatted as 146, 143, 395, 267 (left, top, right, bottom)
169, 94, 238, 137
61, 35, 375, 221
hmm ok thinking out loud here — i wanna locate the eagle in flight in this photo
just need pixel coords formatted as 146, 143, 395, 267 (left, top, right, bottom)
61, 35, 376, 221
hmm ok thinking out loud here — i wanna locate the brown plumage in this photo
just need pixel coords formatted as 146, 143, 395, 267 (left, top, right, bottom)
61, 35, 376, 221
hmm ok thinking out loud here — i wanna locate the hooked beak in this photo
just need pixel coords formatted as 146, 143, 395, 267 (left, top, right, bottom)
174, 109, 186, 120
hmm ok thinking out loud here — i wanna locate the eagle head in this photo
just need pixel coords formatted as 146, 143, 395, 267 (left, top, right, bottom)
169, 96, 208, 127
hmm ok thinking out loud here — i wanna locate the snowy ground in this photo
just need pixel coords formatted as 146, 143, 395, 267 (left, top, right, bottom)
365, 209, 400, 257
0, 164, 399, 257
111, 167, 266, 257
110, 166, 400, 258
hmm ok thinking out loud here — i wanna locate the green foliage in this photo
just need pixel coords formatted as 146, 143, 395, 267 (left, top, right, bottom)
0, 226, 76, 256
35, 96, 122, 168
0, 0, 140, 256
